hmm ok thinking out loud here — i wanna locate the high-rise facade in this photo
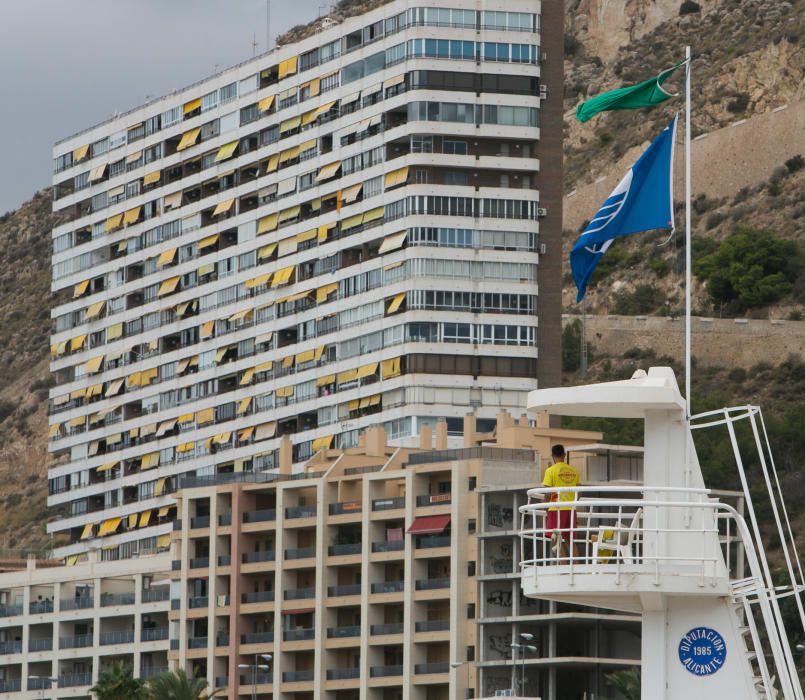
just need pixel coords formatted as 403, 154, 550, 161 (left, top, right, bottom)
47, 0, 561, 561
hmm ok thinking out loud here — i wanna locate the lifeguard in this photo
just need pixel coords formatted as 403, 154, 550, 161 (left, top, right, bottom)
542, 444, 581, 560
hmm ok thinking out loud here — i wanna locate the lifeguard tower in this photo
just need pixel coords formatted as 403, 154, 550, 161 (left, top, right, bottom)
518, 368, 804, 699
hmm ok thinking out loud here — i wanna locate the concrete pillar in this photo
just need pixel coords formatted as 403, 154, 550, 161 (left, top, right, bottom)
435, 420, 448, 450
365, 425, 387, 457
419, 424, 432, 450
535, 411, 550, 429
496, 411, 514, 431
463, 413, 477, 447
519, 413, 529, 427
279, 436, 292, 474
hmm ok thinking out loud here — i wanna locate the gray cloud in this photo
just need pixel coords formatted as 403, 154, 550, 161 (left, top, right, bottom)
0, 0, 325, 213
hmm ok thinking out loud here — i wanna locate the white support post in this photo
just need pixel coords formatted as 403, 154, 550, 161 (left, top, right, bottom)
684, 45, 692, 417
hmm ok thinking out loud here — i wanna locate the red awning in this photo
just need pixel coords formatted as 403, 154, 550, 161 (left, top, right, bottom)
281, 607, 315, 616
407, 514, 451, 535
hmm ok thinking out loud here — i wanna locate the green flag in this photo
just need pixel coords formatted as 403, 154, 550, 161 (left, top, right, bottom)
576, 59, 687, 123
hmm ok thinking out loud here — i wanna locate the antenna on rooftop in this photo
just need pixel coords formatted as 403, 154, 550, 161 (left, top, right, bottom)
251, 33, 258, 57
266, 0, 271, 52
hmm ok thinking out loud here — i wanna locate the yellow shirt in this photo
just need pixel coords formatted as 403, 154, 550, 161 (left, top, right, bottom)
543, 461, 580, 511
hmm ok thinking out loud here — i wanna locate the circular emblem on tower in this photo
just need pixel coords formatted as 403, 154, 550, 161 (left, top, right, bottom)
678, 626, 727, 676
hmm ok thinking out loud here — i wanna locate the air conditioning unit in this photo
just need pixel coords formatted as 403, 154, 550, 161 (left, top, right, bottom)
539, 85, 548, 99
539, 243, 547, 254
537, 207, 548, 217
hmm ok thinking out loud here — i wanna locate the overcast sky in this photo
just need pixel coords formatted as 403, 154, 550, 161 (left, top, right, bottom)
0, 0, 325, 214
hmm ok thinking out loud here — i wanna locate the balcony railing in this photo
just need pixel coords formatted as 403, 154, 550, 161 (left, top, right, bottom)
142, 588, 169, 602
142, 627, 169, 642
283, 628, 314, 641
0, 679, 21, 692
416, 535, 451, 549
190, 515, 210, 529
372, 540, 404, 553
27, 677, 53, 690
188, 636, 208, 649
327, 625, 361, 638
243, 508, 277, 523
0, 641, 21, 654
242, 550, 276, 563
190, 557, 210, 569
415, 619, 450, 632
28, 638, 53, 651
370, 622, 404, 635
282, 670, 314, 682
238, 672, 272, 685
328, 543, 361, 556
218, 555, 231, 566
285, 505, 317, 519
415, 662, 450, 674
216, 633, 230, 646
0, 604, 23, 617
285, 547, 315, 560
189, 596, 209, 608
59, 673, 92, 688
141, 666, 169, 679
29, 600, 54, 614
100, 592, 135, 606
59, 634, 93, 649
372, 497, 405, 511
100, 629, 135, 645
416, 494, 452, 507
327, 583, 361, 597
241, 590, 275, 604
284, 588, 315, 600
218, 513, 232, 526
327, 667, 360, 679
370, 664, 403, 677
173, 519, 183, 530
415, 578, 450, 590
371, 580, 404, 594
60, 596, 92, 611
171, 599, 181, 610
241, 631, 274, 644
329, 501, 362, 515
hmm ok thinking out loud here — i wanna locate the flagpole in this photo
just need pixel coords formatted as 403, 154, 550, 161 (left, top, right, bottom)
684, 45, 692, 417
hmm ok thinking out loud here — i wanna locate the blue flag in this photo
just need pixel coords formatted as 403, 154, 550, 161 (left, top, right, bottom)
571, 116, 677, 302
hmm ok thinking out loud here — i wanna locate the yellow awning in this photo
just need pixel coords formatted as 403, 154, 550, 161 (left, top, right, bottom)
154, 477, 167, 496
84, 355, 104, 374
318, 223, 335, 242
69, 415, 85, 427
315, 345, 326, 361
278, 205, 300, 223
341, 182, 363, 204
196, 407, 214, 425
281, 355, 294, 369
311, 100, 336, 120
258, 94, 275, 112
316, 160, 342, 182
70, 334, 87, 351
356, 362, 379, 379
228, 308, 252, 323
301, 108, 318, 126
80, 524, 94, 540
280, 116, 301, 134
157, 534, 171, 548
256, 360, 273, 372
316, 374, 335, 387
89, 164, 107, 182
140, 422, 157, 437
379, 230, 408, 254
238, 427, 254, 442
312, 435, 333, 452
271, 266, 294, 287
105, 378, 124, 397
297, 228, 317, 244
382, 356, 401, 379
118, 238, 129, 251
363, 207, 384, 224
341, 213, 363, 231
198, 263, 216, 278
183, 97, 201, 114
279, 144, 300, 162
53, 393, 69, 405
143, 170, 161, 186
140, 452, 160, 470
386, 293, 406, 314
383, 74, 405, 89
156, 419, 177, 437
215, 140, 239, 162
238, 396, 252, 415
245, 272, 272, 289
275, 385, 294, 398
139, 510, 153, 527
73, 144, 89, 161
177, 441, 195, 453
313, 283, 337, 304
84, 300, 105, 321
65, 555, 79, 566
212, 199, 234, 217
158, 276, 180, 297
255, 422, 277, 440
240, 368, 255, 386
337, 368, 359, 383
105, 214, 123, 233
265, 154, 279, 173
384, 166, 409, 189
48, 422, 62, 438
163, 191, 183, 210
106, 323, 123, 341
176, 127, 201, 151
257, 213, 278, 235
105, 431, 121, 444
348, 399, 360, 411
213, 432, 232, 445
302, 77, 320, 96
156, 248, 177, 267
295, 349, 315, 364
258, 243, 277, 260
200, 321, 215, 338
125, 149, 142, 165
278, 56, 298, 79
96, 461, 118, 473
98, 517, 122, 536
73, 279, 90, 298
214, 346, 229, 363
199, 233, 219, 249
123, 207, 141, 225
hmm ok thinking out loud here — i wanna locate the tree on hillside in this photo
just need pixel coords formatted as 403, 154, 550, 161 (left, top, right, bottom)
90, 662, 149, 700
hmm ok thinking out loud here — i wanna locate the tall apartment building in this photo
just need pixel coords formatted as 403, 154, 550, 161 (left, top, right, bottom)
166, 414, 639, 700
47, 0, 563, 562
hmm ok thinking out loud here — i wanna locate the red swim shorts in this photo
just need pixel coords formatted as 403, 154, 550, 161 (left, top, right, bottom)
546, 510, 578, 538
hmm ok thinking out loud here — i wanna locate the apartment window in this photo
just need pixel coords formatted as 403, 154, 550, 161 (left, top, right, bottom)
161, 106, 182, 128
443, 140, 467, 155
239, 73, 258, 95
443, 171, 467, 186
320, 38, 340, 63
145, 114, 161, 135
414, 169, 427, 185
468, 518, 476, 533
467, 561, 476, 576
467, 603, 475, 618
240, 104, 260, 126
467, 645, 475, 662
219, 82, 237, 104
201, 90, 218, 112
320, 71, 340, 92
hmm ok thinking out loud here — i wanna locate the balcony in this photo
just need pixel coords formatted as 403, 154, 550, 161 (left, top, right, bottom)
189, 557, 210, 569
415, 535, 451, 549
27, 677, 53, 690
285, 505, 317, 519
370, 665, 403, 678
142, 589, 169, 602
242, 550, 276, 563
215, 676, 229, 688
0, 604, 23, 617
60, 673, 92, 688
216, 633, 230, 646
141, 666, 169, 679
142, 627, 169, 642
0, 679, 21, 692
29, 600, 54, 614
327, 625, 361, 638
239, 672, 272, 685
188, 636, 208, 649
100, 629, 135, 645
285, 547, 315, 560
416, 494, 452, 507
217, 555, 231, 566
328, 543, 361, 556
371, 581, 404, 594
415, 578, 450, 590
173, 519, 183, 530
0, 641, 21, 654
415, 662, 449, 674
240, 631, 274, 644
171, 599, 181, 610
327, 667, 360, 679
284, 587, 315, 600
372, 540, 404, 553
329, 500, 363, 516
327, 584, 361, 597
372, 496, 405, 511
170, 639, 179, 650
218, 513, 232, 526
190, 515, 210, 529
243, 508, 276, 523
370, 622, 404, 635
60, 596, 92, 611
415, 620, 450, 632
241, 590, 275, 604
283, 628, 314, 641
59, 634, 93, 649
189, 596, 209, 608
172, 560, 182, 571
101, 592, 135, 606
28, 638, 53, 652
282, 670, 314, 682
